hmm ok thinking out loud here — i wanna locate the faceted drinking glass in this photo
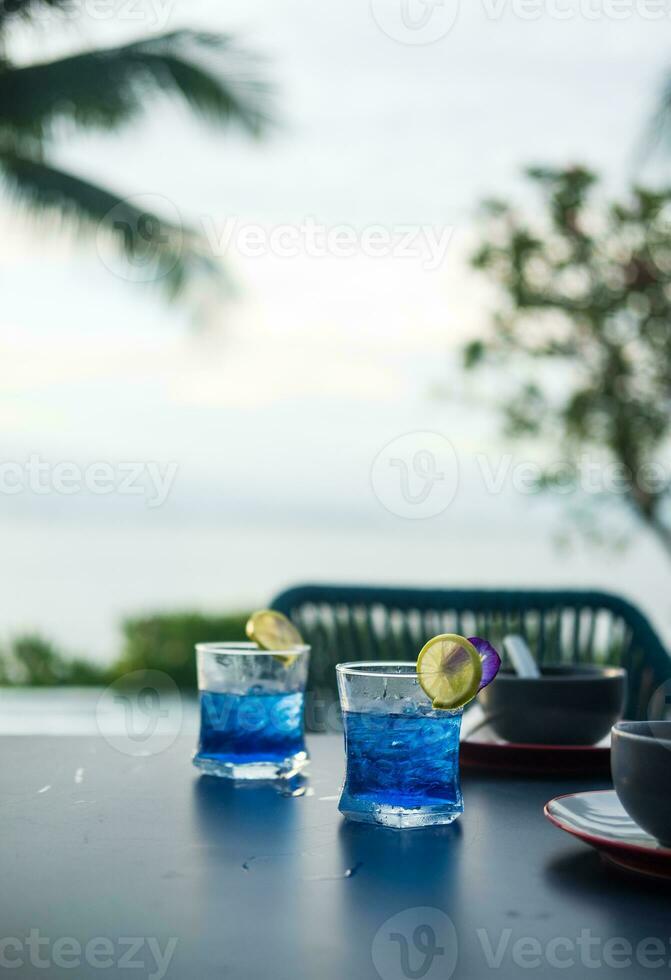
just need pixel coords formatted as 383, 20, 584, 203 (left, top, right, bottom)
193, 642, 310, 779
336, 662, 463, 829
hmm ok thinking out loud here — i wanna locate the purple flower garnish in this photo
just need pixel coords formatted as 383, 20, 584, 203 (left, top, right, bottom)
469, 637, 501, 692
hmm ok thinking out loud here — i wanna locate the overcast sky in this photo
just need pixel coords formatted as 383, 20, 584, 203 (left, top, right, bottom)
3, 0, 669, 526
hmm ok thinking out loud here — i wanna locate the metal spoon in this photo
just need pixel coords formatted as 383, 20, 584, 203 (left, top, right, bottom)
503, 634, 541, 679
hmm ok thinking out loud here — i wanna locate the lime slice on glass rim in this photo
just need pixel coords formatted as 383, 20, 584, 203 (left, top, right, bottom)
246, 610, 304, 666
417, 633, 483, 709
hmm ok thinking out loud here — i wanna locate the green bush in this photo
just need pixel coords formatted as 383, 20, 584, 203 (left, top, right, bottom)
112, 612, 252, 690
0, 634, 108, 687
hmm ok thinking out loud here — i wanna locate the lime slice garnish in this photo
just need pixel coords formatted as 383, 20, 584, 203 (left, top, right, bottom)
417, 633, 483, 709
246, 610, 304, 666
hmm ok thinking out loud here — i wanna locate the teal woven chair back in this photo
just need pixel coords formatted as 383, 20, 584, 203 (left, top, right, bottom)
271, 585, 671, 729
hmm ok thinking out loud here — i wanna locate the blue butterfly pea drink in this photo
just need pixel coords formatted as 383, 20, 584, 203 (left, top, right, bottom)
193, 611, 310, 780
337, 635, 501, 829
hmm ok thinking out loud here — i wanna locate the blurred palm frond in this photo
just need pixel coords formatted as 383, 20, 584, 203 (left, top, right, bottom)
0, 151, 220, 299
0, 24, 274, 306
0, 31, 273, 141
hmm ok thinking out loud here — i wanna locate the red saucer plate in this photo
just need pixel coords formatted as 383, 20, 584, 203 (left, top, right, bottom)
545, 790, 671, 880
460, 727, 611, 776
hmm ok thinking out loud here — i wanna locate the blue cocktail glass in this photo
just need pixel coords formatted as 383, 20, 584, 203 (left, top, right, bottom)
193, 642, 310, 779
336, 662, 463, 829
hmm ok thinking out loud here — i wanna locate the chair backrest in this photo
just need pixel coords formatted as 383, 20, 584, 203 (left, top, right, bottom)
272, 584, 671, 725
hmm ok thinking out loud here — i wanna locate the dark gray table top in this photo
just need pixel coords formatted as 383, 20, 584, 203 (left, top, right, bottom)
1, 735, 669, 979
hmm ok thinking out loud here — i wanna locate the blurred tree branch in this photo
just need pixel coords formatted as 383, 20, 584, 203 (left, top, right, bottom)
465, 166, 671, 558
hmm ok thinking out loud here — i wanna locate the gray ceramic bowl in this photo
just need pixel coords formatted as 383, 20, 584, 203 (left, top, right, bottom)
478, 664, 627, 745
611, 721, 671, 846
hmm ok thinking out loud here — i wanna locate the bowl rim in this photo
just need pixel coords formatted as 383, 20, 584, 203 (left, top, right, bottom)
613, 720, 671, 747
493, 664, 626, 682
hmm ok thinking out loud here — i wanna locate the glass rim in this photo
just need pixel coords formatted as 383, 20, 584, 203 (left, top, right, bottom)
196, 641, 310, 657
336, 661, 419, 679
